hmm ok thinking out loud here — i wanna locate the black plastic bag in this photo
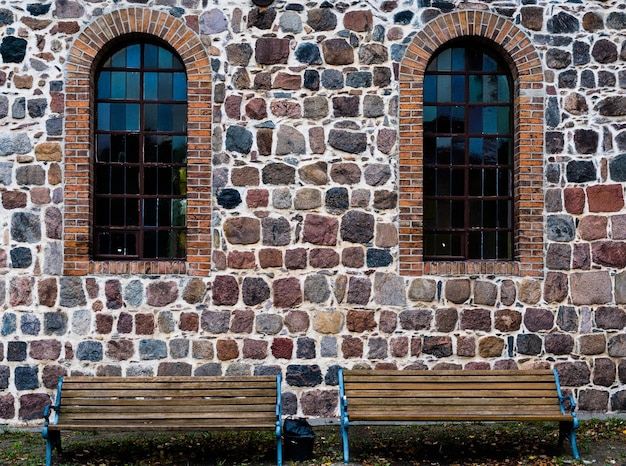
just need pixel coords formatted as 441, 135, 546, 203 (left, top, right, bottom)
283, 418, 315, 461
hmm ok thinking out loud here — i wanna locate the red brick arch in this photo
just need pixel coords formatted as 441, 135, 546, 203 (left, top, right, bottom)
63, 8, 212, 276
398, 10, 544, 277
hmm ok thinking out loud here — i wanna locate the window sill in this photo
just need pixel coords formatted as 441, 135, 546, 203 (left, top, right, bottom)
89, 260, 187, 275
423, 260, 520, 277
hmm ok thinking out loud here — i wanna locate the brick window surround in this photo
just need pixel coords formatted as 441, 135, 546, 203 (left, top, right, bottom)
398, 11, 544, 277
63, 8, 212, 276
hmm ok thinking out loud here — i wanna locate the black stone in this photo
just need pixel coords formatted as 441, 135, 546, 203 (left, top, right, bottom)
0, 8, 13, 25
328, 129, 367, 154
607, 12, 626, 30
324, 364, 342, 386
325, 187, 349, 211
296, 337, 316, 359
546, 132, 564, 155
581, 69, 595, 88
15, 366, 39, 390
0, 366, 8, 389
574, 129, 599, 155
225, 126, 253, 154
572, 41, 590, 65
0, 36, 27, 63
304, 70, 320, 91
286, 3, 304, 11
547, 11, 579, 34
217, 188, 242, 209
247, 7, 276, 29
566, 160, 596, 183
610, 153, 626, 182
340, 210, 374, 244
366, 248, 393, 267
517, 334, 542, 355
393, 10, 414, 25
598, 71, 616, 88
11, 212, 41, 243
242, 277, 270, 306
557, 306, 579, 332
295, 43, 322, 65
44, 312, 68, 336
7, 341, 27, 362
558, 70, 577, 88
262, 163, 296, 185
46, 117, 63, 136
10, 247, 32, 268
59, 277, 87, 307
286, 364, 323, 387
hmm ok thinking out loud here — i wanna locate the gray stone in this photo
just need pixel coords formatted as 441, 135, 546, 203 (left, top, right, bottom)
139, 340, 167, 360
280, 10, 302, 33
445, 279, 470, 304
77, 341, 103, 361
340, 211, 374, 244
373, 272, 405, 306
199, 9, 228, 34
307, 9, 337, 31
328, 129, 367, 154
321, 69, 343, 89
225, 126, 253, 154
295, 42, 321, 65
262, 216, 291, 246
517, 334, 542, 355
44, 312, 67, 336
408, 278, 436, 302
399, 309, 432, 330
15, 366, 38, 390
276, 126, 305, 155
571, 271, 613, 305
555, 362, 590, 386
547, 215, 575, 242
12, 97, 25, 119
256, 314, 283, 335
262, 163, 296, 185
304, 274, 330, 303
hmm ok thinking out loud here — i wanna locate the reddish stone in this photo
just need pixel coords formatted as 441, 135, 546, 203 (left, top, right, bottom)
10, 276, 33, 307
273, 277, 302, 308
2, 191, 27, 209
410, 336, 422, 356
270, 100, 302, 118
216, 339, 239, 360
213, 250, 226, 270
347, 277, 371, 305
231, 309, 255, 333
146, 281, 178, 307
285, 248, 307, 269
179, 312, 199, 332
573, 243, 591, 269
322, 38, 354, 65
224, 94, 242, 119
212, 275, 239, 306
544, 272, 569, 303
43, 365, 66, 389
494, 309, 522, 332
612, 215, 626, 240
246, 189, 268, 208
309, 127, 326, 154
105, 279, 123, 310
303, 214, 339, 245
58, 21, 80, 33
227, 251, 256, 269
19, 393, 50, 421
588, 184, 624, 212
242, 339, 268, 359
390, 336, 408, 357
377, 128, 396, 154
342, 247, 364, 268
29, 340, 62, 360
344, 10, 373, 31
106, 339, 135, 361
564, 187, 585, 214
271, 337, 293, 359
245, 97, 267, 120
257, 128, 273, 155
592, 241, 626, 268
309, 248, 340, 268
579, 215, 608, 240
460, 308, 491, 331
342, 336, 363, 358
117, 312, 133, 333
457, 336, 476, 357
255, 37, 290, 64
524, 307, 555, 331
31, 187, 51, 204
135, 313, 155, 335
38, 278, 57, 307
346, 310, 376, 332
232, 166, 260, 186
274, 72, 301, 90
300, 390, 337, 417
284, 310, 310, 332
259, 248, 282, 268
96, 314, 114, 334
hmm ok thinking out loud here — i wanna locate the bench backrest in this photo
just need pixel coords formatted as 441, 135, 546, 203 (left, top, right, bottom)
53, 375, 280, 430
340, 369, 572, 422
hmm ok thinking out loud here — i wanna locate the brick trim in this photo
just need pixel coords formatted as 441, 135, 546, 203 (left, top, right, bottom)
63, 8, 212, 276
398, 11, 544, 277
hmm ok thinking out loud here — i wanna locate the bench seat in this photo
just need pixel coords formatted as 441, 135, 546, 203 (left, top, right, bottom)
42, 375, 283, 466
339, 368, 579, 463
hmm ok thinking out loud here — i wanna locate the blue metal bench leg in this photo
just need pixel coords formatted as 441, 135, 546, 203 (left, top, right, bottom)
341, 422, 350, 463
43, 430, 61, 466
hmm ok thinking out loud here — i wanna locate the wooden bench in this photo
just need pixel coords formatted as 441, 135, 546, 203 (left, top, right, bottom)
42, 375, 283, 466
338, 368, 579, 463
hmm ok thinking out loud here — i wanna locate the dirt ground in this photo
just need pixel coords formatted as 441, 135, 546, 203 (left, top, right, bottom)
1, 419, 625, 465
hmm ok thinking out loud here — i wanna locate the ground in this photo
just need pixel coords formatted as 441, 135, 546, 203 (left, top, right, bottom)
1, 419, 625, 466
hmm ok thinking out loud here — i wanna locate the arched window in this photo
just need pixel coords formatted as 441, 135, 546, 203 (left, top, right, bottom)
422, 43, 513, 261
94, 42, 187, 260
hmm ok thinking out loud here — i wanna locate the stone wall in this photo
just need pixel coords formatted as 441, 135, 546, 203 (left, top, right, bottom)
1, 0, 626, 424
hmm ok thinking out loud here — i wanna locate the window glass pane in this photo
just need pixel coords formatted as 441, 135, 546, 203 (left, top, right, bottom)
97, 135, 111, 162
437, 200, 450, 228
110, 103, 126, 131
126, 167, 140, 195
158, 199, 172, 226
174, 167, 187, 195
110, 167, 125, 194
469, 138, 482, 164
498, 138, 512, 164
172, 199, 186, 227
110, 198, 125, 225
469, 106, 482, 133
483, 201, 497, 227
483, 75, 499, 103
158, 104, 173, 131
483, 106, 498, 134
126, 44, 141, 68
97, 71, 111, 99
469, 75, 482, 102
483, 138, 498, 165
126, 72, 140, 99
126, 104, 140, 132
498, 169, 511, 196
483, 53, 498, 72
450, 169, 464, 196
497, 107, 510, 133
451, 48, 465, 71
144, 103, 157, 131
436, 137, 451, 164
144, 44, 158, 67
157, 136, 173, 163
450, 201, 464, 228
97, 103, 110, 131
451, 137, 464, 164
437, 75, 451, 102
469, 200, 482, 227
498, 232, 512, 260
174, 73, 187, 100
424, 76, 436, 103
173, 137, 187, 163
95, 199, 109, 226
111, 72, 126, 99
436, 106, 451, 133
467, 48, 482, 71
424, 137, 436, 164
144, 199, 157, 226
144, 72, 158, 100
159, 73, 173, 100
497, 75, 510, 102
436, 168, 450, 196
144, 167, 157, 195
451, 76, 465, 102
94, 166, 110, 195
469, 168, 482, 196
143, 230, 157, 258
423, 106, 436, 133
126, 198, 139, 226
423, 167, 435, 195
172, 104, 187, 132
158, 167, 174, 195
159, 47, 173, 68
111, 48, 126, 67
483, 168, 497, 196
451, 106, 464, 133
423, 199, 437, 228
437, 48, 452, 71
468, 231, 482, 259
126, 134, 140, 163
